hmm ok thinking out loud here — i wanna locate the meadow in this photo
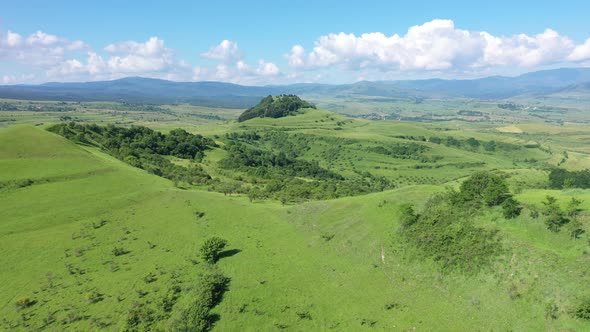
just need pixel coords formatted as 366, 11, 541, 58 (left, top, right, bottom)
1, 98, 590, 331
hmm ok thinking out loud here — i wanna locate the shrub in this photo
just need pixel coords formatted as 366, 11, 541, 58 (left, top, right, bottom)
200, 237, 227, 264
143, 272, 157, 284
399, 192, 503, 273
542, 196, 569, 232
170, 270, 230, 332
125, 303, 156, 331
574, 298, 590, 320
112, 247, 129, 256
502, 197, 522, 219
85, 291, 104, 304
15, 297, 36, 309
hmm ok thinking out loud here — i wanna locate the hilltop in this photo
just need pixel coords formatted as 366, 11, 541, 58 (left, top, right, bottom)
237, 95, 316, 122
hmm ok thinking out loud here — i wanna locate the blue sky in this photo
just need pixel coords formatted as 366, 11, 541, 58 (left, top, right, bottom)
1, 0, 590, 84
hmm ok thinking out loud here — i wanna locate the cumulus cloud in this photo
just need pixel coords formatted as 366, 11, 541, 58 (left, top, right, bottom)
3, 19, 590, 84
568, 37, 590, 62
0, 30, 87, 69
201, 40, 242, 63
42, 37, 281, 83
6, 31, 22, 47
43, 37, 196, 81
103, 37, 177, 74
26, 31, 60, 46
286, 19, 586, 73
195, 40, 281, 83
256, 60, 280, 76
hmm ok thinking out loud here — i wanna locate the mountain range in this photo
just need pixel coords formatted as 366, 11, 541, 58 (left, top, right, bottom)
1, 68, 590, 108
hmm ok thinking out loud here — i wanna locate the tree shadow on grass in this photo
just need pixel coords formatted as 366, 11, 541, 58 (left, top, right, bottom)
218, 249, 241, 260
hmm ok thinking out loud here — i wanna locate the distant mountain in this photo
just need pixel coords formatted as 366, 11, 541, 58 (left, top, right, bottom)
1, 68, 590, 107
389, 68, 590, 99
544, 81, 590, 99
0, 77, 276, 108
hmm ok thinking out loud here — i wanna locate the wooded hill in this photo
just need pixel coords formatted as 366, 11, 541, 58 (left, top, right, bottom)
237, 95, 315, 122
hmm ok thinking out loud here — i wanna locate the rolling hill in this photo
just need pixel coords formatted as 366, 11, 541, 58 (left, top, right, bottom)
2, 108, 590, 330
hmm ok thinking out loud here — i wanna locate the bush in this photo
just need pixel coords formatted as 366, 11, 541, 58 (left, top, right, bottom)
112, 247, 129, 256
399, 204, 418, 227
574, 298, 590, 320
399, 193, 503, 273
200, 237, 228, 264
171, 270, 230, 332
85, 291, 104, 303
125, 303, 156, 331
542, 196, 569, 232
15, 297, 36, 309
502, 197, 522, 219
458, 171, 509, 207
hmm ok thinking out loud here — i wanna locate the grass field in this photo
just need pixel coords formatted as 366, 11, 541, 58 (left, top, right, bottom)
2, 102, 590, 331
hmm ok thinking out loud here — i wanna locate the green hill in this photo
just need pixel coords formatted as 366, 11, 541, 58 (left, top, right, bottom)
1, 117, 590, 331
237, 95, 316, 122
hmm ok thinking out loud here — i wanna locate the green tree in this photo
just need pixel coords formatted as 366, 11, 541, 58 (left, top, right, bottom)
459, 171, 509, 206
399, 204, 418, 227
565, 197, 582, 218
248, 187, 263, 203
501, 197, 522, 219
483, 140, 496, 152
542, 196, 569, 232
200, 237, 227, 264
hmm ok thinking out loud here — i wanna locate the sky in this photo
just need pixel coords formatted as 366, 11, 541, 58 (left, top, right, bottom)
1, 0, 590, 85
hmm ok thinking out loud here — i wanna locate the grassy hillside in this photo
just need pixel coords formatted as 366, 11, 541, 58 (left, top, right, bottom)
2, 113, 590, 331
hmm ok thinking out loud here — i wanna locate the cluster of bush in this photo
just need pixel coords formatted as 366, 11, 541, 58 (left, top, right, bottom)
367, 143, 430, 160
48, 123, 215, 185
219, 132, 392, 203
169, 237, 230, 331
394, 134, 523, 153
398, 172, 521, 273
533, 196, 585, 238
219, 141, 342, 181
548, 168, 590, 189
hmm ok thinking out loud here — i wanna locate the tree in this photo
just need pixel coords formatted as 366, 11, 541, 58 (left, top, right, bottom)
565, 197, 582, 218
483, 140, 496, 152
466, 137, 480, 149
565, 197, 584, 239
248, 187, 263, 203
501, 197, 522, 219
200, 237, 227, 264
542, 196, 569, 232
399, 204, 418, 227
458, 171, 509, 206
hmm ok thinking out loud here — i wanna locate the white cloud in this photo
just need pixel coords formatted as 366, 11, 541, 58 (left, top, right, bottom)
3, 20, 590, 85
236, 60, 250, 72
193, 40, 281, 83
256, 60, 280, 76
201, 40, 242, 63
480, 29, 574, 67
568, 37, 590, 62
102, 37, 176, 74
287, 45, 306, 67
6, 31, 22, 47
26, 31, 60, 46
105, 37, 168, 57
67, 40, 88, 51
0, 30, 88, 68
287, 19, 582, 73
